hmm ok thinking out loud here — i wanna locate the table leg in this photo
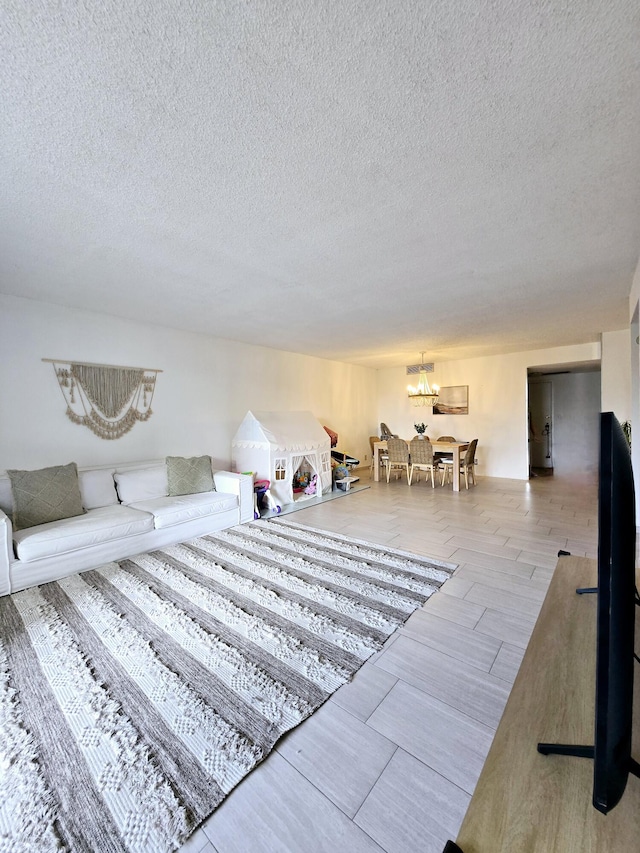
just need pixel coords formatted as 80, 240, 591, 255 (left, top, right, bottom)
452, 445, 461, 491
374, 444, 380, 482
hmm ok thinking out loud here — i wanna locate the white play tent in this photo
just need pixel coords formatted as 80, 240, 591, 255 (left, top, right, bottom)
232, 411, 332, 507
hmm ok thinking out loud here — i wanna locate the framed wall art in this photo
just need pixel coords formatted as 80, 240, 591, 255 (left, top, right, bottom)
433, 385, 468, 415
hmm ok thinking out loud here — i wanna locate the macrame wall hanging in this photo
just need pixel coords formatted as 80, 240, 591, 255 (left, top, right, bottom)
43, 359, 162, 440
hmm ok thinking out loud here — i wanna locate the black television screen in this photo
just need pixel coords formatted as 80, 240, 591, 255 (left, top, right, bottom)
538, 412, 639, 814
593, 411, 638, 813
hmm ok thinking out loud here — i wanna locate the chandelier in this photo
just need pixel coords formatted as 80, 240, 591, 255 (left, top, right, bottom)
407, 353, 439, 407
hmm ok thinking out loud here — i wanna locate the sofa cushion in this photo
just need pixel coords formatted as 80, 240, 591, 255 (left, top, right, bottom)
166, 455, 214, 496
12, 505, 154, 562
129, 492, 238, 530
78, 468, 118, 509
114, 465, 168, 504
7, 463, 86, 531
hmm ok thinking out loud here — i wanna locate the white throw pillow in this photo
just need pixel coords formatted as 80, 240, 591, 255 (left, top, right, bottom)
114, 465, 168, 505
78, 469, 118, 509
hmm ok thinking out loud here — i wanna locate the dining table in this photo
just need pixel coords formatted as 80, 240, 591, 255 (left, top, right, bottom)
373, 439, 470, 491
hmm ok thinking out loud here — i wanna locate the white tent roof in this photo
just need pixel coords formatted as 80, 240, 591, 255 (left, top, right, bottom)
233, 411, 330, 453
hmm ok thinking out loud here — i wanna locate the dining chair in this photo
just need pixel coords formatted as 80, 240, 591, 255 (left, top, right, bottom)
434, 434, 456, 461
409, 437, 439, 487
441, 438, 478, 488
380, 422, 399, 440
385, 438, 411, 483
369, 435, 389, 478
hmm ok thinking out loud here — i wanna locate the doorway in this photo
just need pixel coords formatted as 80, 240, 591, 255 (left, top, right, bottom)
528, 380, 553, 476
527, 366, 601, 479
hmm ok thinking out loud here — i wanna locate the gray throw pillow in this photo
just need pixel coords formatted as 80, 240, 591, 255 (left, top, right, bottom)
7, 462, 86, 531
166, 456, 214, 497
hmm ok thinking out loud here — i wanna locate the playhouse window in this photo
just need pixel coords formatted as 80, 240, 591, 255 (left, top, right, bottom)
320, 451, 331, 475
274, 459, 286, 480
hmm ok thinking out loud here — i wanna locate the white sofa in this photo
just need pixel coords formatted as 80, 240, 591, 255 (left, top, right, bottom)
0, 459, 254, 596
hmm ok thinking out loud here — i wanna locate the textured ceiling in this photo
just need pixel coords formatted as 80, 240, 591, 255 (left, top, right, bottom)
1, 0, 639, 369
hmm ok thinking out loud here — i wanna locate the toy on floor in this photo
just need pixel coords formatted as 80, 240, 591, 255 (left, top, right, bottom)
333, 464, 349, 482
304, 474, 318, 495
254, 478, 281, 517
324, 425, 360, 468
263, 487, 281, 513
292, 469, 311, 492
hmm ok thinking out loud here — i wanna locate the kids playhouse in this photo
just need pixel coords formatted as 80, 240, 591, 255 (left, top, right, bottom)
232, 411, 333, 508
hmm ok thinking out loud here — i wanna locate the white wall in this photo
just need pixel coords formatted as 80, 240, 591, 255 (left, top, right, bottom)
601, 329, 631, 422
0, 295, 378, 472
551, 372, 601, 477
378, 342, 601, 480
4, 294, 626, 482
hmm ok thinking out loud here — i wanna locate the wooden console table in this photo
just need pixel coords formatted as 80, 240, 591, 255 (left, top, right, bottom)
451, 554, 640, 852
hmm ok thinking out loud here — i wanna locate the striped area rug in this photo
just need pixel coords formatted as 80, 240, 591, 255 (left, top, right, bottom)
0, 518, 456, 852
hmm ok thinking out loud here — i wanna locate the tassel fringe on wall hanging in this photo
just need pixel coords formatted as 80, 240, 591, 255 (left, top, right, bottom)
43, 359, 162, 440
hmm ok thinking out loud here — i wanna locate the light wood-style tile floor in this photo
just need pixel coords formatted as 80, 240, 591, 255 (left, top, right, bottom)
180, 471, 598, 853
